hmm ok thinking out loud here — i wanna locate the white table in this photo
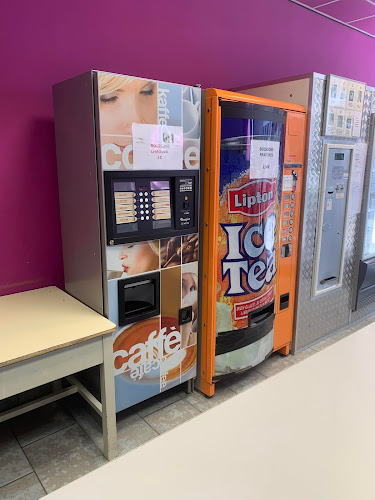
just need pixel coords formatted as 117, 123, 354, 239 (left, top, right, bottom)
0, 286, 117, 460
45, 323, 375, 499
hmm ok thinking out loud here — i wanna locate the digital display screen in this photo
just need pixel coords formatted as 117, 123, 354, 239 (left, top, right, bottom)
150, 180, 170, 191
114, 181, 135, 192
335, 153, 345, 161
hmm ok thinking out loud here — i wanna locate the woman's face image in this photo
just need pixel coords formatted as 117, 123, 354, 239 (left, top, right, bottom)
99, 79, 157, 150
182, 273, 197, 298
119, 242, 159, 276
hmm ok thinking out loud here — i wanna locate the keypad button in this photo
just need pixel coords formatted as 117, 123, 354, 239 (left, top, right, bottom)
289, 227, 293, 233
140, 210, 144, 215
290, 220, 293, 225
141, 216, 145, 220
288, 236, 292, 241
291, 194, 295, 200
145, 192, 149, 196
146, 216, 150, 220
290, 211, 294, 216
140, 204, 144, 208
291, 202, 295, 208
146, 210, 149, 214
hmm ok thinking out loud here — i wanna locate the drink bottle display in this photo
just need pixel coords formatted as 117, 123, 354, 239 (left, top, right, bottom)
198, 89, 306, 397
214, 104, 284, 376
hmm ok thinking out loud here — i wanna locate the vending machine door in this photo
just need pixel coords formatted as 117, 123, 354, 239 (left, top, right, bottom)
353, 114, 375, 309
214, 101, 285, 378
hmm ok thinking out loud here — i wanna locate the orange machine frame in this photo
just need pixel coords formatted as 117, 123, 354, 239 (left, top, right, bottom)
199, 89, 306, 397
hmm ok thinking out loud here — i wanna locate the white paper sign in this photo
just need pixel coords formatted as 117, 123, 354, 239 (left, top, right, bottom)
250, 140, 280, 179
132, 123, 183, 170
352, 111, 362, 138
283, 174, 293, 191
349, 143, 368, 215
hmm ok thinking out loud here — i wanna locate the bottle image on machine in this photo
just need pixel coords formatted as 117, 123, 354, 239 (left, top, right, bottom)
214, 101, 284, 378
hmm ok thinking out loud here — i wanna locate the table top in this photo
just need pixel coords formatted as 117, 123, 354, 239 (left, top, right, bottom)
45, 323, 375, 500
0, 287, 116, 368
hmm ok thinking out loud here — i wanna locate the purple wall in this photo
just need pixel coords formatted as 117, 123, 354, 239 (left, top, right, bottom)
1, 0, 374, 296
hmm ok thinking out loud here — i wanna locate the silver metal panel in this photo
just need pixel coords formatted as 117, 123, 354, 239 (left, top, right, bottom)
361, 89, 374, 142
312, 146, 353, 295
294, 78, 375, 350
53, 72, 104, 314
238, 78, 311, 109
294, 77, 350, 350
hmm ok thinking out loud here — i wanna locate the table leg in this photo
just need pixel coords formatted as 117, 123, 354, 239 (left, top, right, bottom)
52, 380, 62, 392
100, 334, 117, 460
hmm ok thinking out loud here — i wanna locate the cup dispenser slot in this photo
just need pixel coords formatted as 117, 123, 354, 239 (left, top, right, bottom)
118, 272, 160, 326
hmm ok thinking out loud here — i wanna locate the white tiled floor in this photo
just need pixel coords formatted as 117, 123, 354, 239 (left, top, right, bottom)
0, 317, 373, 498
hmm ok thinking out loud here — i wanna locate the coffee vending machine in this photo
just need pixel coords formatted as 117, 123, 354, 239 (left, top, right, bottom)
53, 71, 201, 412
198, 89, 305, 397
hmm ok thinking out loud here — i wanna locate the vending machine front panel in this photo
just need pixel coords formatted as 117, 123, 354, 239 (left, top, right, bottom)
105, 170, 198, 245
95, 71, 201, 412
53, 70, 202, 414
198, 89, 306, 397
213, 100, 285, 378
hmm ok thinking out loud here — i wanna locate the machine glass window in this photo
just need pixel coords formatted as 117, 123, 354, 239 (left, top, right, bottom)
363, 160, 375, 260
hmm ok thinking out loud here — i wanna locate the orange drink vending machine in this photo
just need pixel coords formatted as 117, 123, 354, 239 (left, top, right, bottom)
198, 89, 305, 397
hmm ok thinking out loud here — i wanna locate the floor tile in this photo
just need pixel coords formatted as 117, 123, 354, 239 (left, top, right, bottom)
143, 399, 201, 434
117, 413, 159, 455
0, 423, 32, 488
0, 472, 45, 499
349, 320, 372, 332
253, 353, 294, 378
181, 384, 236, 411
10, 402, 75, 447
23, 424, 106, 493
289, 348, 317, 364
333, 328, 354, 340
66, 399, 158, 457
310, 336, 338, 352
222, 369, 267, 394
65, 401, 103, 450
136, 391, 182, 418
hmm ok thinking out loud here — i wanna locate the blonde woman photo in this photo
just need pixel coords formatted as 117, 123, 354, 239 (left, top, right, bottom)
107, 241, 159, 280
98, 72, 158, 169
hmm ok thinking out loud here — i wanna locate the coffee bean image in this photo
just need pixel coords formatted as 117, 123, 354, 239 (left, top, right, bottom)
182, 234, 199, 263
160, 237, 182, 268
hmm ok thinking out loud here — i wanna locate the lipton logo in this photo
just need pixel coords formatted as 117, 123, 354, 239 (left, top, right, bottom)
228, 180, 276, 216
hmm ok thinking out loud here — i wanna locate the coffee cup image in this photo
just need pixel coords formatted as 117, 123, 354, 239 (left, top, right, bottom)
113, 317, 196, 384
183, 99, 201, 140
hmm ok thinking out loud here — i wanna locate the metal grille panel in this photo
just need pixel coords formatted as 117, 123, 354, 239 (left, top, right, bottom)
294, 78, 375, 351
